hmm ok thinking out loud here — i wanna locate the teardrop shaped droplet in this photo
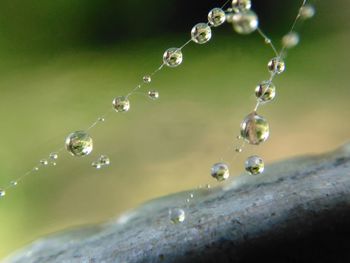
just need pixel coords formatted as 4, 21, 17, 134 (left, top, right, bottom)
211, 162, 230, 181
240, 112, 270, 145
65, 131, 93, 157
245, 155, 265, 175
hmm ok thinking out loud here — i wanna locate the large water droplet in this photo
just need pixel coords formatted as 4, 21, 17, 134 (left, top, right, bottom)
245, 155, 265, 175
208, 8, 226, 27
268, 57, 285, 74
232, 10, 258, 34
65, 131, 93, 157
191, 23, 212, 44
169, 208, 186, 224
231, 0, 252, 13
112, 96, 130, 112
211, 163, 230, 181
255, 81, 276, 103
240, 112, 270, 145
163, 48, 183, 67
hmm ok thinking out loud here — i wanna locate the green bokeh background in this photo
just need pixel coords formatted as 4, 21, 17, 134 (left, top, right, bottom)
0, 0, 349, 259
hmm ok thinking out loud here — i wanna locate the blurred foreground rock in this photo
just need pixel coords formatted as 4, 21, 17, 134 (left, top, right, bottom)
5, 143, 350, 263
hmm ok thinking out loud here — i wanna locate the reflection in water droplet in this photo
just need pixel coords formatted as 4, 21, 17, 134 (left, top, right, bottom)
169, 208, 186, 224
240, 112, 270, 145
191, 23, 212, 44
65, 131, 93, 157
211, 163, 230, 181
143, 75, 152, 84
245, 155, 265, 175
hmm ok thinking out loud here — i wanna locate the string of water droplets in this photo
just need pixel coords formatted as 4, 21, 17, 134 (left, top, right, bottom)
0, 0, 316, 226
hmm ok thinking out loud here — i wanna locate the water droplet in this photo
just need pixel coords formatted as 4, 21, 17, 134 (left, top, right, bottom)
236, 135, 242, 140
206, 184, 211, 189
231, 0, 252, 13
240, 112, 270, 145
143, 75, 152, 84
186, 198, 190, 203
265, 38, 271, 44
49, 152, 58, 160
189, 193, 194, 199
98, 117, 105, 122
268, 57, 285, 74
245, 155, 265, 175
112, 96, 130, 112
0, 189, 6, 198
208, 8, 226, 27
99, 155, 110, 166
169, 208, 186, 224
163, 48, 183, 68
235, 148, 243, 153
33, 167, 39, 171
211, 163, 230, 181
232, 10, 258, 34
299, 4, 315, 20
10, 181, 18, 187
282, 31, 300, 49
65, 131, 93, 157
191, 23, 212, 44
92, 162, 102, 169
51, 162, 57, 166
255, 81, 276, 103
40, 159, 49, 166
148, 90, 159, 100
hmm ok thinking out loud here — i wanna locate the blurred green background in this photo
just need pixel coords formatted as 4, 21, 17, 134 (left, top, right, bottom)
0, 0, 349, 259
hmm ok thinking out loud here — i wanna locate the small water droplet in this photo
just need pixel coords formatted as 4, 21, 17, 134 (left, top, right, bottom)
235, 148, 243, 153
148, 90, 159, 100
49, 152, 58, 160
33, 167, 39, 171
169, 208, 186, 224
99, 155, 110, 166
208, 8, 226, 27
299, 4, 315, 20
65, 131, 93, 157
282, 31, 300, 49
255, 81, 276, 103
143, 75, 152, 84
245, 155, 265, 175
206, 184, 211, 189
186, 198, 190, 203
189, 193, 194, 199
40, 159, 49, 166
10, 181, 18, 186
268, 57, 285, 74
92, 162, 102, 169
0, 189, 6, 198
51, 162, 57, 166
191, 23, 212, 44
232, 10, 258, 35
163, 48, 183, 67
98, 117, 105, 122
240, 112, 270, 145
265, 38, 271, 44
211, 163, 230, 181
231, 0, 252, 13
112, 96, 130, 112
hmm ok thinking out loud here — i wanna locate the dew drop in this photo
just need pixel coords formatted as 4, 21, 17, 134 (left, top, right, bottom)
40, 159, 49, 166
0, 189, 6, 198
231, 0, 252, 13
33, 167, 39, 171
163, 48, 183, 68
92, 162, 102, 169
65, 131, 93, 157
189, 193, 194, 199
49, 152, 58, 160
232, 10, 258, 34
148, 90, 159, 100
211, 162, 230, 181
268, 57, 285, 75
282, 32, 300, 49
143, 75, 152, 84
98, 117, 105, 122
186, 198, 190, 203
255, 81, 276, 103
265, 38, 271, 44
191, 23, 212, 44
240, 112, 270, 145
208, 8, 226, 27
235, 148, 243, 153
112, 96, 130, 112
299, 4, 315, 20
245, 155, 265, 175
51, 162, 57, 166
10, 181, 18, 187
206, 184, 211, 189
99, 155, 110, 166
169, 208, 186, 224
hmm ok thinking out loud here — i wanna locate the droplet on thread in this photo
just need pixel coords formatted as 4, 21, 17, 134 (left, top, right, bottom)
10, 181, 18, 187
191, 23, 212, 44
112, 96, 130, 112
255, 81, 276, 103
211, 163, 230, 181
163, 48, 183, 67
245, 155, 265, 175
99, 155, 110, 166
232, 10, 258, 35
49, 152, 58, 160
208, 8, 226, 27
143, 75, 152, 84
40, 159, 49, 166
169, 208, 186, 224
0, 189, 6, 198
282, 32, 300, 49
231, 0, 252, 13
92, 162, 102, 169
267, 57, 285, 74
240, 112, 270, 145
65, 131, 93, 157
148, 90, 159, 100
299, 4, 315, 20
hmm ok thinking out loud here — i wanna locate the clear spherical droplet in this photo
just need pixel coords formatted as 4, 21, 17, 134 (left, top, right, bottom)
208, 8, 226, 27
113, 96, 130, 112
169, 208, 186, 224
189, 193, 194, 199
299, 4, 315, 20
232, 10, 258, 35
99, 155, 110, 166
148, 90, 159, 100
49, 152, 58, 160
240, 112, 270, 145
98, 117, 105, 122
282, 31, 300, 49
268, 57, 285, 74
191, 23, 212, 44
65, 131, 93, 157
0, 189, 6, 198
235, 148, 243, 153
255, 81, 276, 103
92, 162, 102, 169
231, 0, 252, 13
40, 159, 49, 166
245, 155, 265, 175
211, 163, 230, 181
143, 75, 152, 84
163, 48, 183, 68
10, 181, 18, 187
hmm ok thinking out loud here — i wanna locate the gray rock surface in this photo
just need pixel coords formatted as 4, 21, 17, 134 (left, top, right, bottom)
4, 143, 350, 263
